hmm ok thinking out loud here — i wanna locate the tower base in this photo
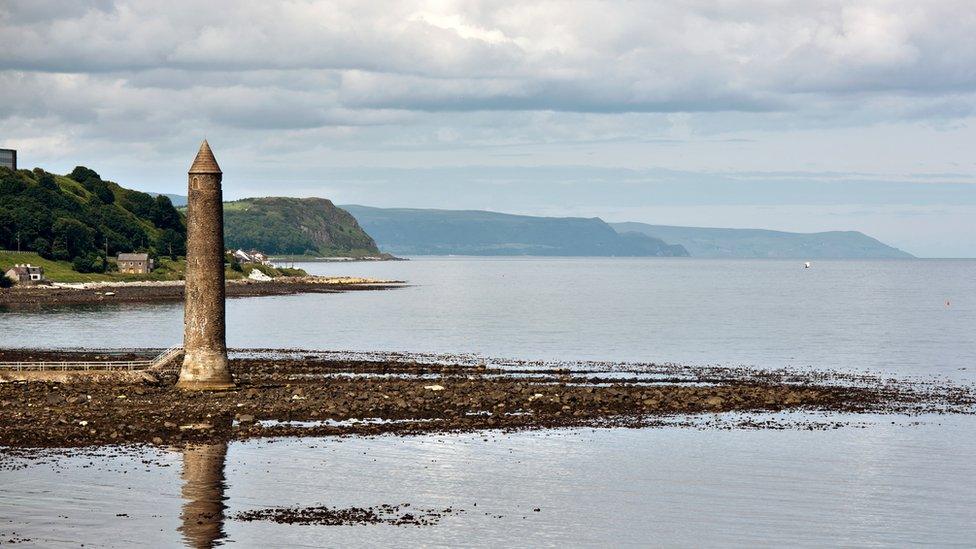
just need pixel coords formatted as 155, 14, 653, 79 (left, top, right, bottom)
177, 348, 235, 390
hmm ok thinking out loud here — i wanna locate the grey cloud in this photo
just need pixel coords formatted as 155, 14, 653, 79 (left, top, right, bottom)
227, 165, 976, 208
337, 72, 783, 114
1, 0, 975, 259
3, 1, 976, 115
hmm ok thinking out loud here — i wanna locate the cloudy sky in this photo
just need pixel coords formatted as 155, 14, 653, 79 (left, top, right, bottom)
2, 1, 975, 256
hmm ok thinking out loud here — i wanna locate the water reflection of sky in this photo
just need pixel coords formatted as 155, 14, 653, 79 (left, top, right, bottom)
2, 414, 975, 547
1, 259, 974, 382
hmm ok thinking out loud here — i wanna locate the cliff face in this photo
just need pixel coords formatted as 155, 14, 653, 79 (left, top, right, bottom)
223, 197, 382, 257
340, 205, 689, 257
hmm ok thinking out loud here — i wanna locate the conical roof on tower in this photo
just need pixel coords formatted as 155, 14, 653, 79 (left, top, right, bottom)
189, 140, 222, 174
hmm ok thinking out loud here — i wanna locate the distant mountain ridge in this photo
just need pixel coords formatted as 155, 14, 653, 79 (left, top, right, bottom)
223, 197, 384, 257
340, 205, 688, 257
169, 193, 913, 258
611, 222, 913, 259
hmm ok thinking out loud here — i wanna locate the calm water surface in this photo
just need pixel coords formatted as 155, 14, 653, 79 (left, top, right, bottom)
1, 258, 975, 547
1, 258, 973, 379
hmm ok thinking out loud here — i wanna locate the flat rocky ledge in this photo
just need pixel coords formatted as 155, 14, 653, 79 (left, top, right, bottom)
0, 349, 973, 450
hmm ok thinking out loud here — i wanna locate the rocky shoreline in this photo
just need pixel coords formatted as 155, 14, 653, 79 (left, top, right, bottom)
0, 276, 405, 307
1, 349, 973, 450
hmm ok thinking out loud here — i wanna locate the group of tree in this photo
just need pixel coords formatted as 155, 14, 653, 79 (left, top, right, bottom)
0, 165, 187, 272
223, 197, 382, 257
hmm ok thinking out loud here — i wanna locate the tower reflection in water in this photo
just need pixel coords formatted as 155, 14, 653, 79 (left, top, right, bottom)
178, 442, 229, 548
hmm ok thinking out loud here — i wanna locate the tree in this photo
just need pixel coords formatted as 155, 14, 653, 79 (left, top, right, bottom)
156, 228, 186, 260
32, 237, 52, 258
90, 180, 115, 204
0, 167, 27, 195
69, 166, 101, 186
150, 195, 182, 230
120, 191, 155, 218
36, 171, 59, 191
72, 252, 106, 273
52, 217, 96, 260
0, 207, 11, 247
226, 251, 243, 272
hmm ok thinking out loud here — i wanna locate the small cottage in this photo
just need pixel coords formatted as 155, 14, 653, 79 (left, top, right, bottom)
248, 250, 270, 264
4, 264, 45, 284
117, 253, 154, 274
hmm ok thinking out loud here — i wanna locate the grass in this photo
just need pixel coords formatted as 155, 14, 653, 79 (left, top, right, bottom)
1, 251, 306, 284
0, 251, 115, 283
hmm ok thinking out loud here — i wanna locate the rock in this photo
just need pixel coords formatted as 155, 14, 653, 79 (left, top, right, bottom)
179, 422, 213, 431
238, 414, 255, 424
152, 437, 163, 445
424, 385, 446, 391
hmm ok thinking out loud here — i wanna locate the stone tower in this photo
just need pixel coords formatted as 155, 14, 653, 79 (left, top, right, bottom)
178, 140, 235, 390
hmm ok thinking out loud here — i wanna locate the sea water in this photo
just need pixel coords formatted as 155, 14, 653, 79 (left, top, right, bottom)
1, 258, 974, 546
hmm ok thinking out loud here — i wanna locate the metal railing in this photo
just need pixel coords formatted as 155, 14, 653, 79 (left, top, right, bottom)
0, 345, 183, 372
147, 345, 184, 372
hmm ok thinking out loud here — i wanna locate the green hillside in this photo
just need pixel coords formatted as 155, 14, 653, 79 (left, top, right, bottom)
0, 251, 121, 283
340, 205, 689, 257
224, 197, 385, 257
0, 166, 185, 273
610, 222, 914, 259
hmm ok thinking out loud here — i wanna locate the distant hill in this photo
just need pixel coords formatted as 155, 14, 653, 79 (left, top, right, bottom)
340, 205, 689, 257
610, 222, 913, 258
0, 165, 186, 273
224, 197, 384, 257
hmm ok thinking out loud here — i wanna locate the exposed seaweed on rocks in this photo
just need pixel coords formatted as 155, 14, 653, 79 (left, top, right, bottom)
234, 503, 462, 526
1, 349, 973, 450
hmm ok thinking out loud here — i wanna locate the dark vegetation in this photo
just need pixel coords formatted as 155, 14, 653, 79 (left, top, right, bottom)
223, 197, 384, 257
0, 166, 186, 273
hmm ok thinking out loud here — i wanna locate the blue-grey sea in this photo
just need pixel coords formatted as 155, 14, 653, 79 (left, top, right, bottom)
1, 258, 975, 547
